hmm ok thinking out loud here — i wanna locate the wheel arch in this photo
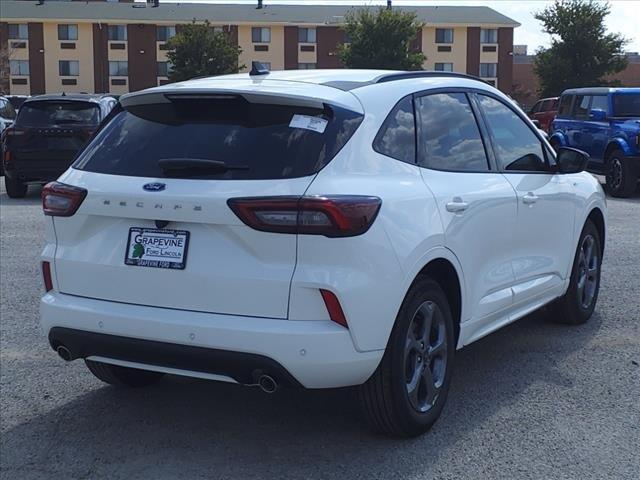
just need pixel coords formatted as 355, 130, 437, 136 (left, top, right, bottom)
415, 258, 462, 347
604, 138, 632, 159
586, 207, 606, 255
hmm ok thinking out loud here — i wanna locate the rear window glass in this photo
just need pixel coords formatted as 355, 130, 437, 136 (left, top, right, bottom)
16, 101, 100, 127
373, 96, 415, 164
73, 96, 363, 180
612, 93, 640, 117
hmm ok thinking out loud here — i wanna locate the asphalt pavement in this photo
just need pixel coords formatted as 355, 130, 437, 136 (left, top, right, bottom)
1, 181, 639, 480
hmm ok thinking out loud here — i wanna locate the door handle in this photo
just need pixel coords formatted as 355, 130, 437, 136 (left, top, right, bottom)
522, 192, 538, 204
446, 197, 469, 213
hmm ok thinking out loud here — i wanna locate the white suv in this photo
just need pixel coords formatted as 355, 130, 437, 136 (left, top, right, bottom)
40, 69, 606, 437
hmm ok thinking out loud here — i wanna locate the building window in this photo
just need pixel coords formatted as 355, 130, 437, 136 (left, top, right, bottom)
9, 60, 30, 76
480, 29, 498, 44
298, 28, 316, 43
157, 26, 176, 42
434, 63, 453, 72
108, 25, 127, 41
109, 61, 128, 76
435, 28, 453, 44
251, 27, 271, 43
480, 63, 498, 78
59, 60, 80, 76
298, 63, 316, 70
157, 61, 172, 77
58, 24, 78, 41
8, 24, 28, 40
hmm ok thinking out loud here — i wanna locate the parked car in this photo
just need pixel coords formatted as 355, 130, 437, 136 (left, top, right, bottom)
40, 70, 606, 437
528, 97, 559, 133
0, 96, 17, 176
5, 94, 29, 112
550, 87, 640, 197
1, 93, 117, 198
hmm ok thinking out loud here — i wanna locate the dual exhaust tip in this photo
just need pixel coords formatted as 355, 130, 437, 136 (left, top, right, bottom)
56, 344, 280, 393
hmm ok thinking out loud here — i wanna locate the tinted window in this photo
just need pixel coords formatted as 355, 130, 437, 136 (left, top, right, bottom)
16, 101, 100, 127
558, 95, 573, 116
612, 93, 640, 117
416, 93, 489, 171
590, 95, 608, 114
478, 95, 547, 172
572, 95, 590, 119
74, 97, 363, 180
373, 96, 415, 164
530, 101, 542, 114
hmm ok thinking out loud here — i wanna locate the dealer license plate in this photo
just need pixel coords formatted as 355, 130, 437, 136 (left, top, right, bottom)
125, 227, 190, 270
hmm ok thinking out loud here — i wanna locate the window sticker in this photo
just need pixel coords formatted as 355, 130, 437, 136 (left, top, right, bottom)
289, 114, 328, 133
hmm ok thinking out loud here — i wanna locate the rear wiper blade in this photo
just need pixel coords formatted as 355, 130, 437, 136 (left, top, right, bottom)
158, 158, 249, 173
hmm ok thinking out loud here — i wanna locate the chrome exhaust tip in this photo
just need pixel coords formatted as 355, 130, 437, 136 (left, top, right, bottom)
56, 345, 73, 362
258, 374, 278, 393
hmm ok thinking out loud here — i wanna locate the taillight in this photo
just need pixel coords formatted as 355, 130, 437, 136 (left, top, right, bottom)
42, 182, 87, 217
42, 261, 53, 292
3, 149, 10, 164
320, 289, 348, 328
3, 127, 25, 137
227, 195, 381, 237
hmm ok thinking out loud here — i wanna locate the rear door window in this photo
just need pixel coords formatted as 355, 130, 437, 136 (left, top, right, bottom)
590, 95, 608, 114
73, 95, 363, 180
16, 101, 100, 127
373, 96, 415, 164
415, 92, 490, 172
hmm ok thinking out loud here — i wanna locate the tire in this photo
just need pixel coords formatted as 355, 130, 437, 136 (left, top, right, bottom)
549, 220, 602, 325
605, 149, 637, 198
4, 175, 27, 198
358, 276, 455, 437
85, 359, 164, 388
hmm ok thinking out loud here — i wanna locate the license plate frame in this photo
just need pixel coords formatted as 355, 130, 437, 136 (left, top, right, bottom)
124, 227, 190, 270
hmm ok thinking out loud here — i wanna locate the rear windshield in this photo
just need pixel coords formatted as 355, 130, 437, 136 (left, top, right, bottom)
73, 95, 363, 180
16, 101, 100, 127
612, 93, 640, 117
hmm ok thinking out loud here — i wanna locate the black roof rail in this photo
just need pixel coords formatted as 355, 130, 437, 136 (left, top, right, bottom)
375, 71, 491, 86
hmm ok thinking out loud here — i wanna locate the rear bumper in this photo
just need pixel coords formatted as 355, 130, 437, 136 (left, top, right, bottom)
40, 292, 383, 389
5, 160, 71, 183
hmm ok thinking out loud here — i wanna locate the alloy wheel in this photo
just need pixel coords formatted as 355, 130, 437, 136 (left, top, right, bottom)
607, 157, 623, 191
404, 301, 448, 413
577, 234, 599, 309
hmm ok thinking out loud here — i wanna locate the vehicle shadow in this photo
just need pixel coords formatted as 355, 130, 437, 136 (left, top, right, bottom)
0, 184, 43, 206
0, 308, 604, 479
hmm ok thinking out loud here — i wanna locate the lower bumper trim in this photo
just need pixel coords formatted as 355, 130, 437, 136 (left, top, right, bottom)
49, 327, 302, 387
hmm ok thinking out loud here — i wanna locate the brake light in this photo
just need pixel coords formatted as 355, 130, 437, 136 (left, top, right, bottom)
320, 289, 348, 328
3, 149, 10, 164
42, 182, 87, 217
3, 127, 25, 137
42, 261, 53, 292
227, 195, 381, 237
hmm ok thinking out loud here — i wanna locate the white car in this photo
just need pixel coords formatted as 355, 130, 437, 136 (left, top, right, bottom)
40, 69, 606, 437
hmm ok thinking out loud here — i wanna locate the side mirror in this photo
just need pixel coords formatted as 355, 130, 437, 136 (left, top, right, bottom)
556, 147, 589, 174
589, 109, 607, 121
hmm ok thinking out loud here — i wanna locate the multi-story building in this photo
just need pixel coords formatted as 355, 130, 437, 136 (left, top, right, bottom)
1, 1, 520, 96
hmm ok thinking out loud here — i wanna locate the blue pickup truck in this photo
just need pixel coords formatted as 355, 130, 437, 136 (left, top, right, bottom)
549, 87, 640, 197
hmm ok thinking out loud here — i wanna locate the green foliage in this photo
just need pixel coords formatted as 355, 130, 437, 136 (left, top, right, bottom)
339, 8, 425, 71
166, 21, 244, 82
533, 0, 628, 97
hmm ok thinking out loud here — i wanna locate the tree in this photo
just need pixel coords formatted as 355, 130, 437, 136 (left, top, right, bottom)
339, 8, 425, 71
533, 0, 628, 97
0, 45, 11, 94
165, 21, 244, 82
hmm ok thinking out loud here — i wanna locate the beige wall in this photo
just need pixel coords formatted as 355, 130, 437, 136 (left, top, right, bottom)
238, 25, 284, 71
421, 26, 467, 72
298, 44, 317, 65
43, 22, 94, 93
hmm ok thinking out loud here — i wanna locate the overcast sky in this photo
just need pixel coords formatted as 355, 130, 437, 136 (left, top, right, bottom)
164, 0, 640, 53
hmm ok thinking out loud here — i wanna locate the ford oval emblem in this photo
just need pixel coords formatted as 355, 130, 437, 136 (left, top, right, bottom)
143, 182, 166, 192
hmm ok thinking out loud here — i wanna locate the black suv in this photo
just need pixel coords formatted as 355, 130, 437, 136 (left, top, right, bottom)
1, 94, 117, 198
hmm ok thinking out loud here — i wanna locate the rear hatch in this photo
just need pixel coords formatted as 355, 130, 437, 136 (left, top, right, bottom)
10, 100, 99, 165
53, 83, 363, 318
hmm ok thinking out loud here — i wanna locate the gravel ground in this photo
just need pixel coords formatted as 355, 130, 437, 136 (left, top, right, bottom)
1, 180, 639, 480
